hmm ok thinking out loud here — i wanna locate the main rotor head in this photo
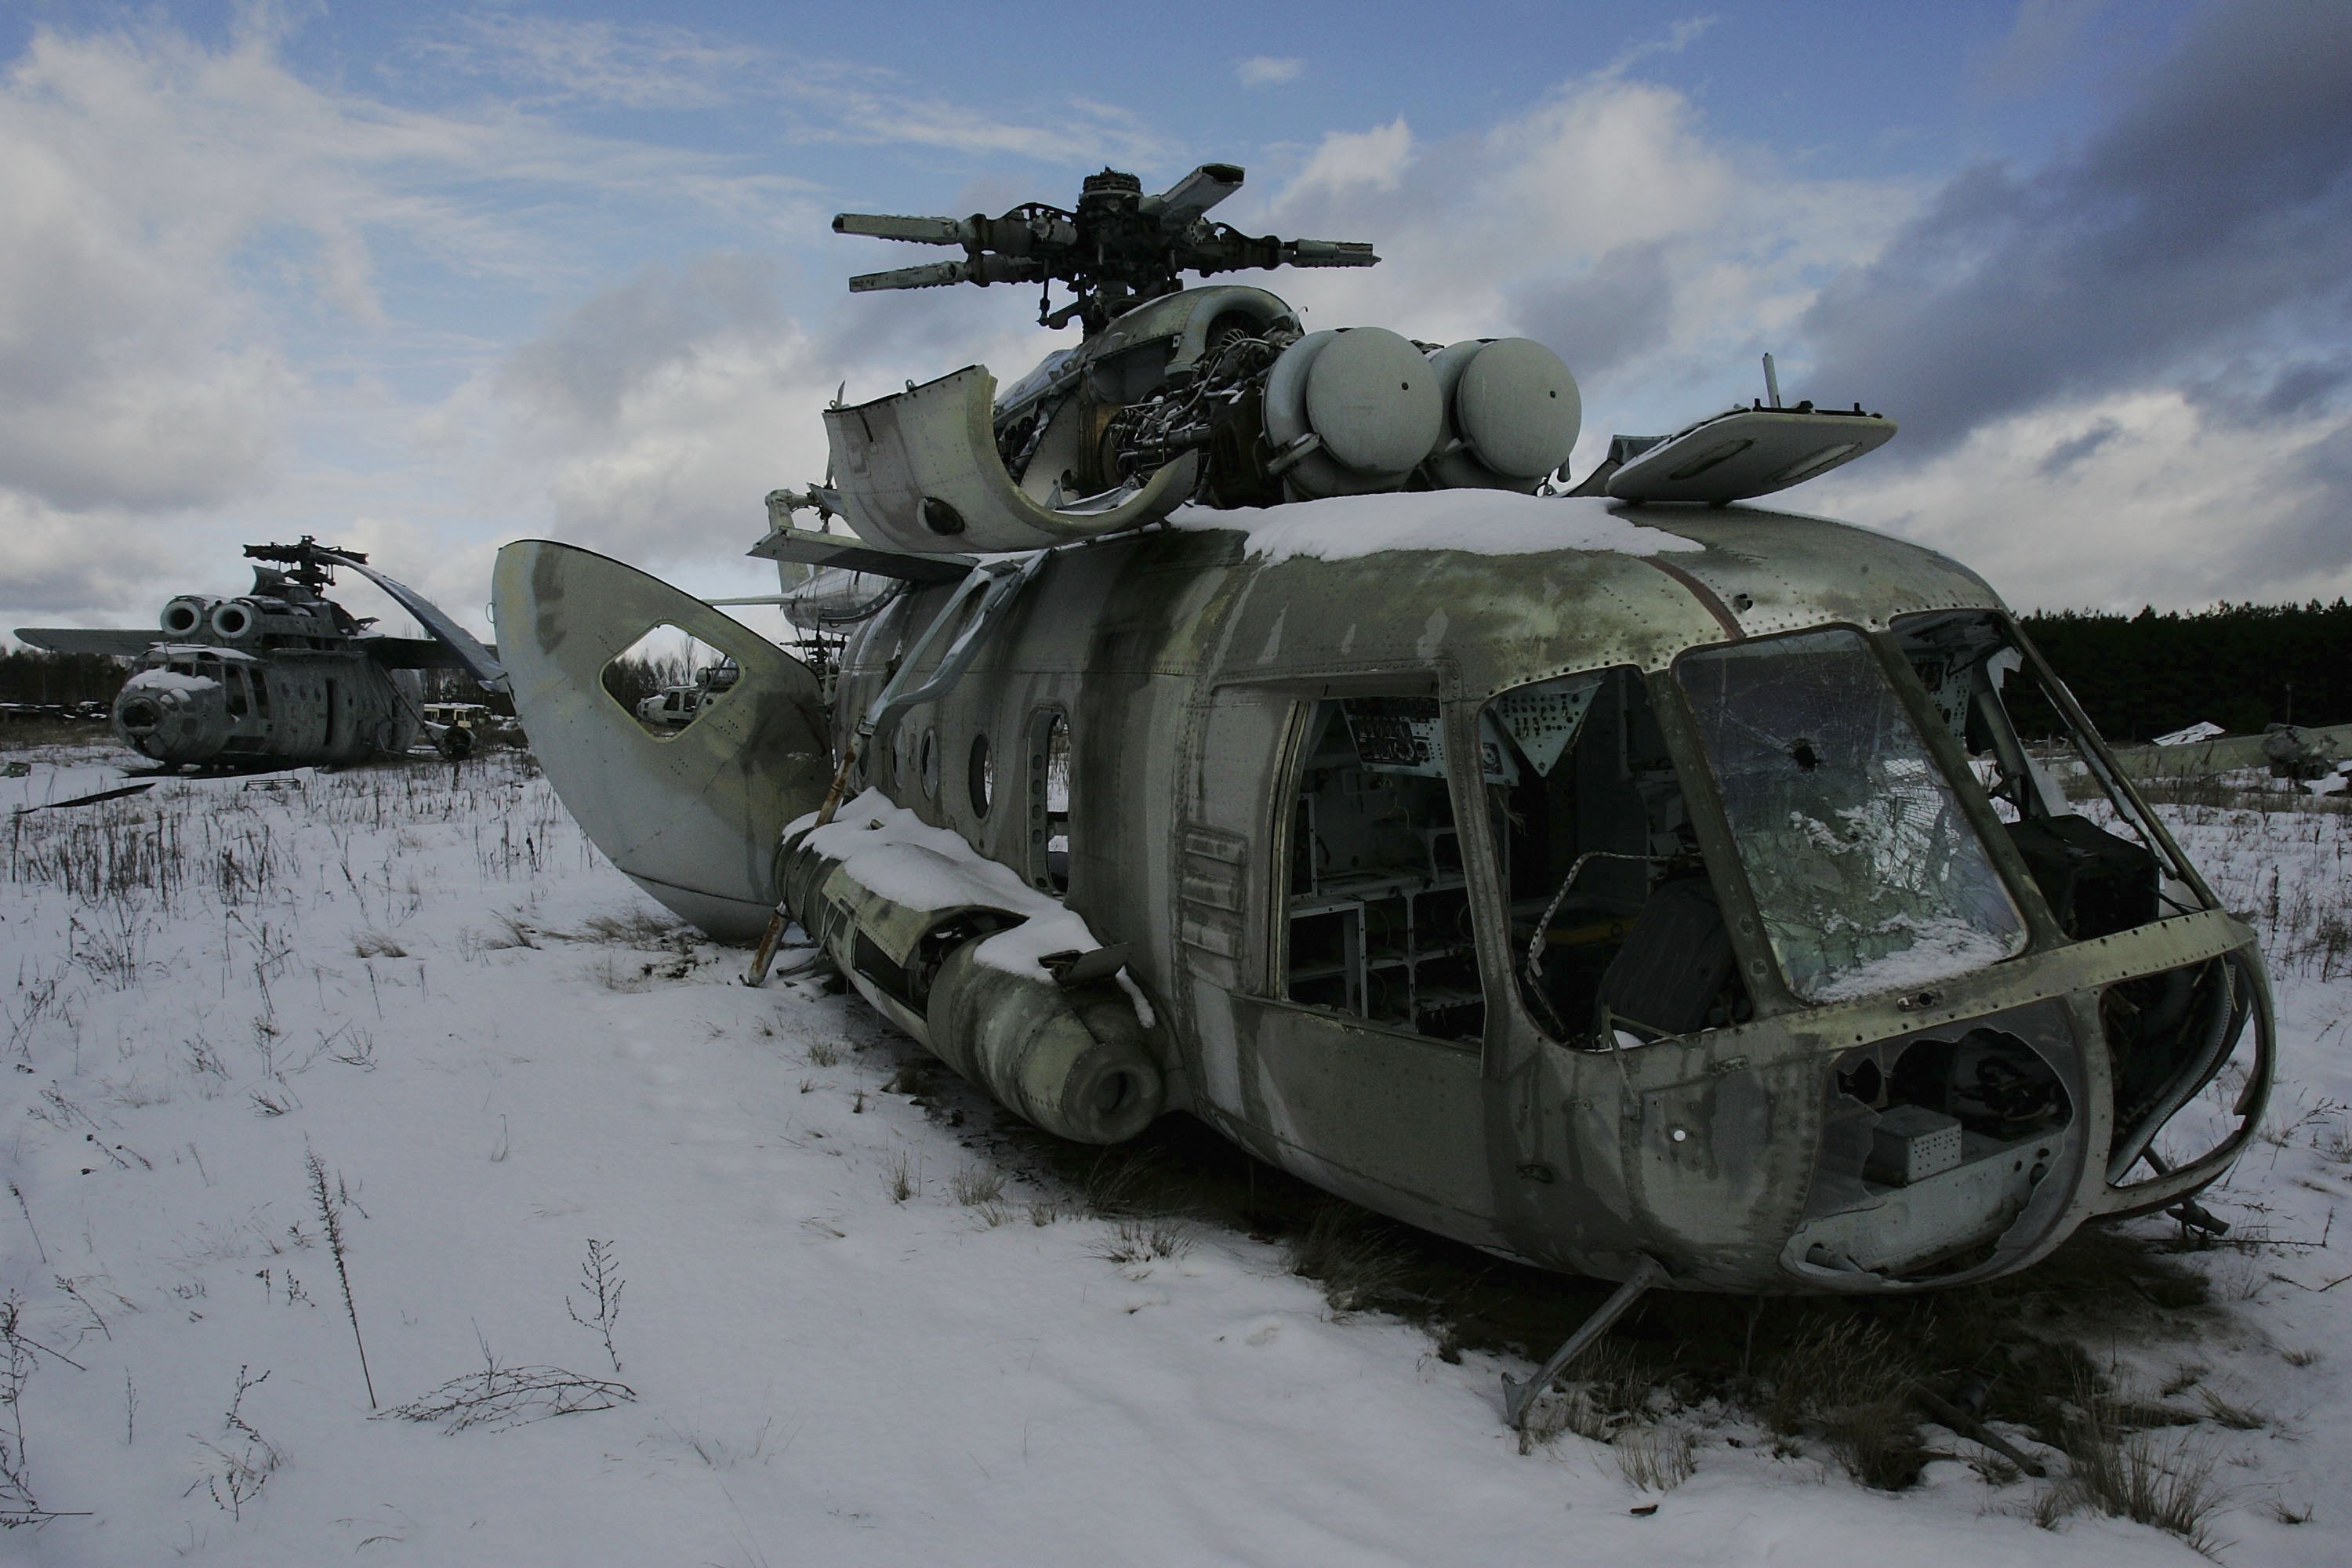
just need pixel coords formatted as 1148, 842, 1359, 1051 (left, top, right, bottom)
244, 535, 365, 591
833, 163, 1377, 336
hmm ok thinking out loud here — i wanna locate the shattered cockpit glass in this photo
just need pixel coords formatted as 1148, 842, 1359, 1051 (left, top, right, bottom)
1677, 629, 2026, 1003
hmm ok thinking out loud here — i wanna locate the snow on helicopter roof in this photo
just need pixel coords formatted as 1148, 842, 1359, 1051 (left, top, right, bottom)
1167, 491, 1702, 564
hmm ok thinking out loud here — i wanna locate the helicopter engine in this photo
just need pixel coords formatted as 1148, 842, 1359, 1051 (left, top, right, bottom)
209, 598, 263, 643
160, 596, 219, 637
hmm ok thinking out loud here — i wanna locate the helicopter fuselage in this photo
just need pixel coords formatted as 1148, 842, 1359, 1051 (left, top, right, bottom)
785, 492, 2270, 1294
112, 639, 420, 769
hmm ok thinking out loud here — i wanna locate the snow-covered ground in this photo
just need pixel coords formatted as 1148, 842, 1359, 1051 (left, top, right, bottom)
3, 742, 2347, 1566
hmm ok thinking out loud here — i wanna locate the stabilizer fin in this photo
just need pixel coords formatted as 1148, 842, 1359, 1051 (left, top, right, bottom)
492, 541, 833, 941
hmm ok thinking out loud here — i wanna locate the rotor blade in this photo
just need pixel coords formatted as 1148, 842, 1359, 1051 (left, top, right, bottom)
316, 552, 505, 688
849, 260, 975, 292
14, 782, 157, 815
1282, 238, 1380, 267
13, 627, 159, 657
358, 635, 495, 670
1143, 163, 1244, 229
848, 254, 1043, 293
833, 212, 967, 245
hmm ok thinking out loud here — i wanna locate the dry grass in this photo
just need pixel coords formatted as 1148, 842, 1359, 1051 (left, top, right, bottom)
1613, 1422, 1697, 1492
1514, 1338, 1660, 1447
949, 1166, 1007, 1207
188, 1365, 281, 1522
1283, 1206, 1414, 1315
1762, 1316, 1926, 1490
2032, 1383, 2233, 1559
1077, 1146, 1171, 1218
481, 913, 539, 951
1094, 1216, 1192, 1268
569, 909, 685, 947
377, 1356, 634, 1434
587, 956, 654, 993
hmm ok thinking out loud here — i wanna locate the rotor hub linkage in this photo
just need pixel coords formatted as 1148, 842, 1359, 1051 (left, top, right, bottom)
833, 164, 1377, 337
244, 535, 367, 591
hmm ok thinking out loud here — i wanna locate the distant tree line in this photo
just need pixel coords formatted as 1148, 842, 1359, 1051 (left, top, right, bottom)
598, 652, 693, 713
0, 649, 129, 706
2016, 601, 2352, 742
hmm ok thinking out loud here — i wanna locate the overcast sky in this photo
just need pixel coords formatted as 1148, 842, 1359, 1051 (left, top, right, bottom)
4, 0, 2347, 642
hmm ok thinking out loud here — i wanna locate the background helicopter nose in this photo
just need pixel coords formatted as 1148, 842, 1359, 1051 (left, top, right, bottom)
113, 670, 234, 764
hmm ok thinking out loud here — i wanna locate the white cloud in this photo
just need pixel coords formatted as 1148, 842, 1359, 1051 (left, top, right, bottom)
1237, 56, 1305, 89
1805, 389, 2352, 612
8, 7, 2337, 637
448, 255, 1056, 584
1251, 75, 1915, 433
421, 13, 765, 108
1283, 117, 1414, 199
0, 18, 826, 630
1597, 16, 1719, 79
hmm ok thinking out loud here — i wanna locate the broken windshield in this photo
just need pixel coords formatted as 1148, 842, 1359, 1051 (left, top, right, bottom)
1677, 629, 2026, 1004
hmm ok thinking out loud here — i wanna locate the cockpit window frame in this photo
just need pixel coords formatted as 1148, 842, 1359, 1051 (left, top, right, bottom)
1892, 608, 2217, 917
1466, 659, 1796, 1045
1465, 622, 2067, 1034
1657, 615, 2194, 1005
1671, 625, 2034, 1007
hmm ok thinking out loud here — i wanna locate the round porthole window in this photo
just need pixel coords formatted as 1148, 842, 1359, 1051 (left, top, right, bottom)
968, 733, 993, 818
918, 728, 939, 800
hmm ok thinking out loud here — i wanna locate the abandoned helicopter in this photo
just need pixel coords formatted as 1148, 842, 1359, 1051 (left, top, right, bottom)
491, 165, 2272, 1409
16, 538, 505, 771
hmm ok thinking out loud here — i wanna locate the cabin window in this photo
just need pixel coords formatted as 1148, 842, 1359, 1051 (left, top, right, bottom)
224, 666, 249, 718
1483, 666, 1751, 1044
1283, 696, 1485, 1042
1678, 629, 2026, 1004
1027, 709, 1072, 895
918, 727, 940, 800
600, 623, 731, 739
968, 733, 993, 818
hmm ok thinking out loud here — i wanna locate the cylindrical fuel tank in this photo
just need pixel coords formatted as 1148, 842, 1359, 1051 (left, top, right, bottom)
779, 825, 1163, 1145
924, 943, 1160, 1145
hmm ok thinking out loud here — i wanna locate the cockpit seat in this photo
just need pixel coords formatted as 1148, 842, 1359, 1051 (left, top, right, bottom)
1595, 877, 1738, 1040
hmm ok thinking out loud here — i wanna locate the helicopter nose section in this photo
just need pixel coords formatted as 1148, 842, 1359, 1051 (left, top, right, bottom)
114, 668, 233, 765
